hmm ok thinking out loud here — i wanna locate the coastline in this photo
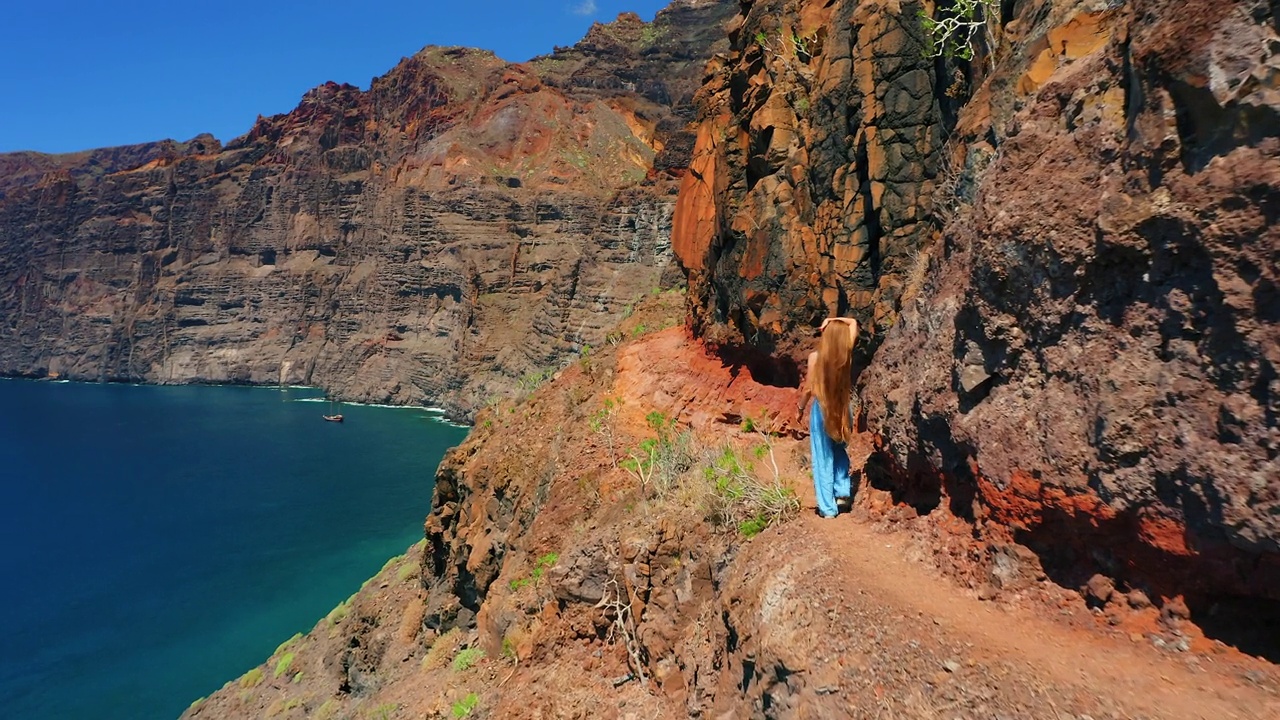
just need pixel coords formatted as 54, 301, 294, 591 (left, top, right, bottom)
0, 372, 475, 427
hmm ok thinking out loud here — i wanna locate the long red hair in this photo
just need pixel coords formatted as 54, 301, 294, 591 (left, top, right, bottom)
812, 320, 857, 444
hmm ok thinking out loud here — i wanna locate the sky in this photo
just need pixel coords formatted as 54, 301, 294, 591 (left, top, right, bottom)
0, 0, 673, 154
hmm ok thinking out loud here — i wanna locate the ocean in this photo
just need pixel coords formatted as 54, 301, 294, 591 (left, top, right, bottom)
0, 379, 468, 719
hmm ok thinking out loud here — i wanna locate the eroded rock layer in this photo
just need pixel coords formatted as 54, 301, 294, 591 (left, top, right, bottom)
0, 0, 736, 418
674, 0, 945, 366
680, 0, 1280, 600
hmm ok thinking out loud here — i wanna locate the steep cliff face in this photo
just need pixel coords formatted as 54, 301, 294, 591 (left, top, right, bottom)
674, 0, 945, 369
0, 0, 736, 418
863, 0, 1280, 604
678, 0, 1280, 605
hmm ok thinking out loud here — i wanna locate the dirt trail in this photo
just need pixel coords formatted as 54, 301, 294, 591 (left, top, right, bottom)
773, 512, 1280, 719
613, 327, 1277, 718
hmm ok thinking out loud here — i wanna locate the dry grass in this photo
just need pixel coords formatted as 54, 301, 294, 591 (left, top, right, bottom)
421, 628, 464, 671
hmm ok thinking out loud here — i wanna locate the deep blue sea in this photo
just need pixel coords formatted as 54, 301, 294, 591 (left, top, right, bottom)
0, 379, 468, 719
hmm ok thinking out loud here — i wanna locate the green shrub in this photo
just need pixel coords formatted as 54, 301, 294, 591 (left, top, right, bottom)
274, 633, 302, 656
396, 562, 417, 582
919, 0, 997, 60
738, 516, 769, 538
239, 667, 264, 689
452, 693, 480, 718
273, 652, 295, 679
326, 599, 350, 625
621, 411, 695, 498
703, 444, 800, 536
451, 646, 485, 672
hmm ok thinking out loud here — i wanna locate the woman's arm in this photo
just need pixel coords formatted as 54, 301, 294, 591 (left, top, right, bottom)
819, 316, 859, 333
795, 352, 817, 424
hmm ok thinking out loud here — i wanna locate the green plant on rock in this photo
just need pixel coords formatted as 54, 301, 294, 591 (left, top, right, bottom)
273, 652, 295, 679
239, 667, 265, 689
590, 397, 622, 466
451, 646, 485, 672
703, 441, 799, 536
370, 703, 399, 720
755, 28, 817, 63
919, 0, 997, 61
326, 598, 350, 625
531, 551, 559, 580
452, 693, 480, 718
620, 411, 694, 498
517, 367, 555, 394
739, 515, 770, 538
639, 23, 667, 47
274, 633, 302, 656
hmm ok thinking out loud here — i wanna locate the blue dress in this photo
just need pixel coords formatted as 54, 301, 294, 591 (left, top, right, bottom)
809, 400, 851, 518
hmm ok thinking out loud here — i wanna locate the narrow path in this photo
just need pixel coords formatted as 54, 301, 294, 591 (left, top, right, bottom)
793, 514, 1280, 720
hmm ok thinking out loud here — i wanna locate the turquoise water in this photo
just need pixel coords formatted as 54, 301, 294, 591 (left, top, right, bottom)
0, 380, 468, 719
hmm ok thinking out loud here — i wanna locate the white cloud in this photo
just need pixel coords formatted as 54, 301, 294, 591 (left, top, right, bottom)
571, 0, 597, 15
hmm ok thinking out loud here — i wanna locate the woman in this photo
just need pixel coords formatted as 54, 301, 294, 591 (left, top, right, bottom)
796, 317, 858, 518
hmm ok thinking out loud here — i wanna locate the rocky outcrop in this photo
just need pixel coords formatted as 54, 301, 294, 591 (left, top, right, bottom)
674, 0, 945, 367
0, 0, 736, 419
862, 0, 1280, 605
678, 0, 1280, 608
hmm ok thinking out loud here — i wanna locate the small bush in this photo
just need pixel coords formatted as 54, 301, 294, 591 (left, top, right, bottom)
239, 667, 264, 689
421, 628, 462, 670
274, 633, 302, 656
451, 646, 485, 672
621, 411, 695, 498
919, 0, 997, 61
273, 652, 295, 679
326, 599, 350, 625
370, 703, 399, 720
396, 562, 417, 582
517, 367, 555, 394
590, 398, 622, 466
452, 693, 480, 718
703, 445, 800, 535
738, 515, 769, 538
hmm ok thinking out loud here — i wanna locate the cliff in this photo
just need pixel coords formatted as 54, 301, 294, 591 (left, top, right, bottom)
185, 292, 1280, 720
0, 0, 736, 419
677, 0, 1280, 610
94, 0, 1280, 716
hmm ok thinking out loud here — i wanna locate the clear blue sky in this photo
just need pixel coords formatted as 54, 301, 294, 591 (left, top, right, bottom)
0, 0, 672, 154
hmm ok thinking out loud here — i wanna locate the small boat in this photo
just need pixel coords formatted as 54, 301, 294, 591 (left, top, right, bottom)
323, 414, 344, 423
